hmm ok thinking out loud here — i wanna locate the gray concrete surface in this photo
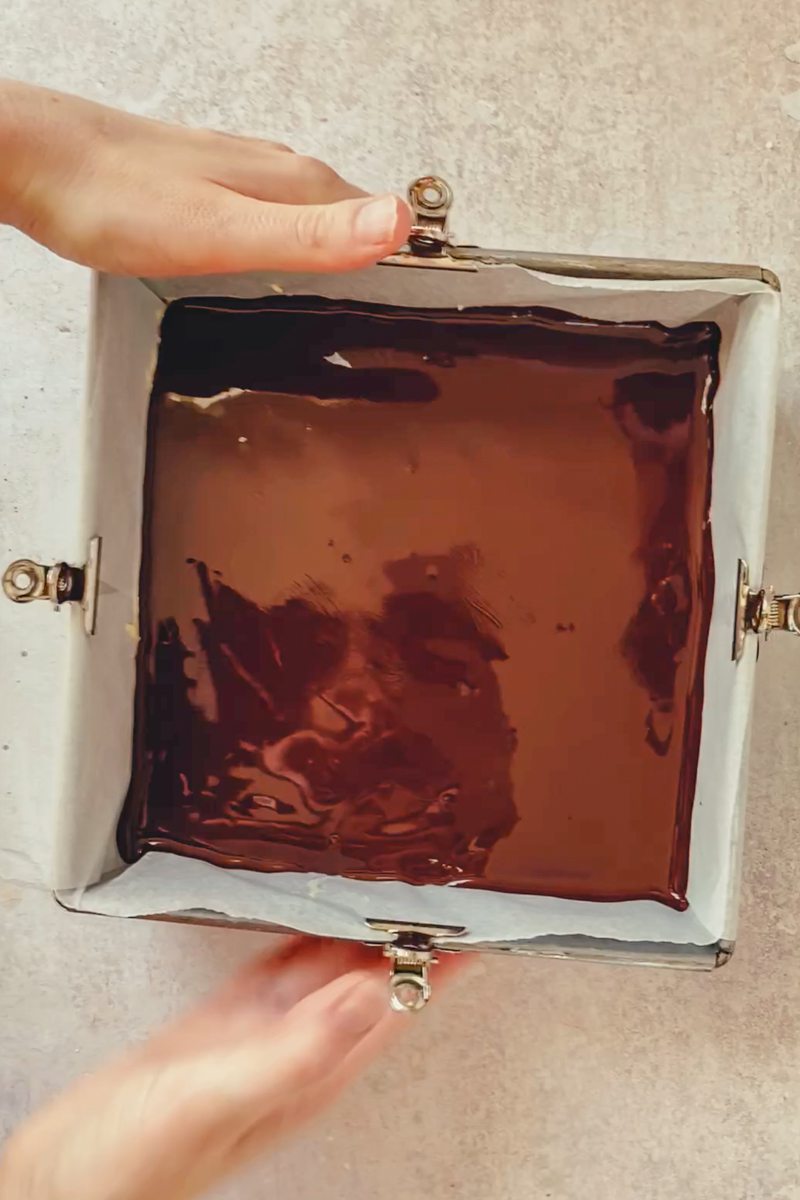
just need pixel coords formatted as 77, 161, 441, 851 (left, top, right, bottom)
2, 2, 800, 1197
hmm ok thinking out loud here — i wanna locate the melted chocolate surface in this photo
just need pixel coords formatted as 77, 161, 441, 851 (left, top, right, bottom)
119, 297, 718, 907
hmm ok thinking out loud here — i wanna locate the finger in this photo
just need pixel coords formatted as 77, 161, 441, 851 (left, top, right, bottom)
212, 938, 377, 1013
210, 967, 391, 1124
205, 148, 367, 205
147, 938, 382, 1054
229, 953, 471, 1161
159, 189, 412, 275
201, 129, 297, 154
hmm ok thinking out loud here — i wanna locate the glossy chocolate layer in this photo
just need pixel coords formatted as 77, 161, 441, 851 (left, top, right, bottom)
119, 297, 718, 907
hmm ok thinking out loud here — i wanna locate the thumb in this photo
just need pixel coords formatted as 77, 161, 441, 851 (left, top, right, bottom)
174, 190, 412, 275
212, 969, 391, 1122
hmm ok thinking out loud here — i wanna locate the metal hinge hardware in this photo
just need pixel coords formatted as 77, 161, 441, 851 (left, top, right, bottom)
2, 536, 101, 636
733, 558, 800, 661
407, 175, 454, 255
364, 919, 467, 1012
381, 175, 475, 271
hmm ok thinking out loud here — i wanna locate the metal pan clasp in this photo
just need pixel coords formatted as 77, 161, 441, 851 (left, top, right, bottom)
407, 175, 454, 255
733, 558, 800, 661
364, 919, 467, 1011
2, 536, 102, 636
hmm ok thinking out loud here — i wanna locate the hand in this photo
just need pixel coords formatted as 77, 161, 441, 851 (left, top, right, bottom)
0, 79, 411, 275
0, 938, 461, 1200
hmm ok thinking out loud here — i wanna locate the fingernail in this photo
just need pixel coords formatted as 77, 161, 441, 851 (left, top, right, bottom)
324, 970, 388, 1036
353, 195, 400, 244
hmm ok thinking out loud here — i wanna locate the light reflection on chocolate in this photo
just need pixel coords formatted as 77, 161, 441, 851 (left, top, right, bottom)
119, 297, 718, 908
